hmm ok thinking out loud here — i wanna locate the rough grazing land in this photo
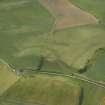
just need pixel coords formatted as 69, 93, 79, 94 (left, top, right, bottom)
39, 0, 98, 29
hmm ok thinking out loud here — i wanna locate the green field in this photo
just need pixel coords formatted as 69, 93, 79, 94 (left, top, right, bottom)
84, 49, 105, 81
1, 24, 105, 72
0, 0, 54, 33
80, 81, 105, 105
70, 0, 105, 23
0, 0, 105, 71
51, 25, 105, 70
0, 60, 19, 96
0, 0, 54, 69
1, 73, 105, 105
0, 74, 80, 105
0, 0, 105, 105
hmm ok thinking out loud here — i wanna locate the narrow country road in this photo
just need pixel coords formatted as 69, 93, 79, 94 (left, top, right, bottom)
36, 71, 105, 89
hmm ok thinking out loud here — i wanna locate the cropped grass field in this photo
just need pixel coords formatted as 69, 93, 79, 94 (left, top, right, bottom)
1, 74, 81, 105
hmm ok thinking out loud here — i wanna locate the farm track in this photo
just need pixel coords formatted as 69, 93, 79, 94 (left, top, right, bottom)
14, 67, 105, 89
0, 69, 105, 105
36, 71, 105, 89
1, 59, 105, 89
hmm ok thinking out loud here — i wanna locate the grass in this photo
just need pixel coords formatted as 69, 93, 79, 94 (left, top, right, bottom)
84, 49, 105, 81
0, 0, 54, 33
64, 75, 105, 105
0, 60, 19, 96
50, 25, 105, 70
1, 24, 105, 71
40, 58, 76, 74
81, 81, 105, 105
1, 74, 80, 105
1, 73, 105, 105
19, 24, 105, 72
100, 97, 105, 105
0, 0, 105, 105
0, 0, 54, 69
0, 0, 105, 72
69, 0, 105, 23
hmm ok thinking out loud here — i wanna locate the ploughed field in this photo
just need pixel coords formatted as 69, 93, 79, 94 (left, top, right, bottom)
39, 0, 97, 29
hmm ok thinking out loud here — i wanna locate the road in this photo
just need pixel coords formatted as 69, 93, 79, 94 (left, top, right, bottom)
8, 62, 105, 89
35, 71, 105, 89
14, 66, 105, 89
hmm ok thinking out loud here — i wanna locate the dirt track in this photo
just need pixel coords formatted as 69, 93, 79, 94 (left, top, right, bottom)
39, 0, 98, 29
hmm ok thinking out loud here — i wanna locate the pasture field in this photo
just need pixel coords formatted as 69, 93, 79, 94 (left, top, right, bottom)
51, 25, 105, 70
84, 49, 105, 81
0, 0, 53, 33
0, 0, 105, 105
80, 81, 105, 105
0, 0, 54, 69
69, 0, 105, 23
40, 59, 76, 74
39, 0, 97, 29
0, 74, 81, 105
1, 73, 105, 105
1, 24, 105, 71
0, 0, 105, 72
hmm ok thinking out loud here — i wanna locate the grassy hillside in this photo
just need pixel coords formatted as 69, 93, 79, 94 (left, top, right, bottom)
0, 0, 54, 69
40, 59, 76, 74
51, 25, 105, 70
69, 0, 105, 23
1, 24, 105, 71
0, 60, 19, 96
0, 0, 105, 72
1, 75, 81, 105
